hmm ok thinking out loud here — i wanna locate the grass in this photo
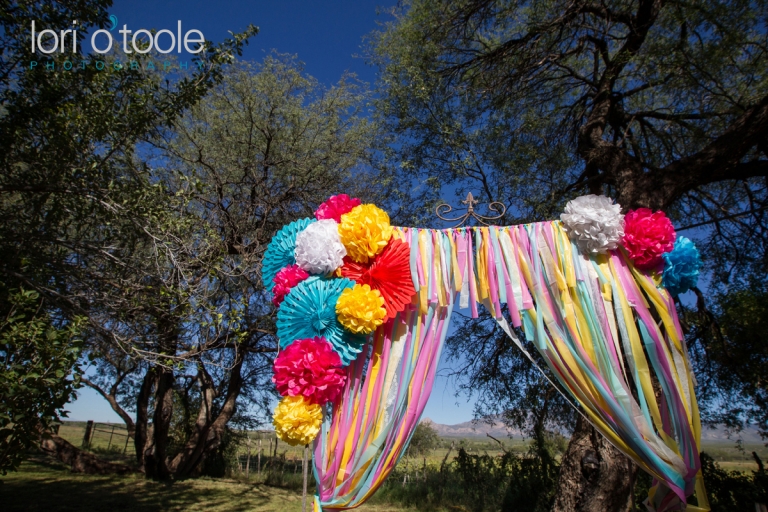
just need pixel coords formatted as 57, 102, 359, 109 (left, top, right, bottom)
7, 422, 762, 512
0, 457, 417, 512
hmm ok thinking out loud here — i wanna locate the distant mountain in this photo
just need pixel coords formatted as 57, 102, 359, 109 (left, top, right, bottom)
699, 424, 764, 444
423, 418, 765, 444
422, 417, 522, 439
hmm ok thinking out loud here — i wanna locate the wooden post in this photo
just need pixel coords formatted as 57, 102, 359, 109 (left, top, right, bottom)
273, 435, 278, 457
245, 433, 251, 479
258, 436, 262, 475
107, 424, 115, 450
123, 432, 130, 454
82, 421, 94, 449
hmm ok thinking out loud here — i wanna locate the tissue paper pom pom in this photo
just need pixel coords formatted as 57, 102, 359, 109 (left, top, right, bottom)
272, 337, 347, 404
338, 204, 393, 263
622, 208, 676, 269
272, 265, 310, 307
262, 218, 316, 292
340, 238, 416, 320
294, 219, 347, 275
277, 276, 366, 365
336, 284, 387, 334
272, 395, 323, 446
315, 194, 362, 223
662, 237, 701, 296
560, 194, 624, 253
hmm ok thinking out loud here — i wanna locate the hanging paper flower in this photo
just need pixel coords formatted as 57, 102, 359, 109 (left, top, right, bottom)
262, 218, 316, 293
338, 204, 393, 263
340, 238, 416, 320
315, 194, 362, 223
277, 277, 366, 365
560, 194, 624, 253
272, 265, 310, 307
272, 395, 323, 446
272, 337, 347, 404
335, 284, 387, 334
294, 219, 347, 275
622, 208, 676, 269
662, 237, 701, 296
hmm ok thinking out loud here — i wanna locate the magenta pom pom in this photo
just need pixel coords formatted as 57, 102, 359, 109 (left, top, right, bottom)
622, 208, 676, 269
272, 337, 347, 405
272, 265, 310, 307
315, 194, 362, 223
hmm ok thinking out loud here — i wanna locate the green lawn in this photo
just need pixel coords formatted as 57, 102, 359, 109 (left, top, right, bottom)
3, 427, 763, 512
0, 457, 416, 512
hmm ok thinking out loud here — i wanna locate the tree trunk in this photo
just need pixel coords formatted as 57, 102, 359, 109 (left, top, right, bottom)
168, 349, 246, 478
40, 430, 135, 475
551, 415, 636, 512
143, 365, 175, 480
134, 367, 155, 468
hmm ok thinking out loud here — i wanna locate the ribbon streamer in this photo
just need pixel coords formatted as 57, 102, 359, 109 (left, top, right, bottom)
312, 222, 708, 512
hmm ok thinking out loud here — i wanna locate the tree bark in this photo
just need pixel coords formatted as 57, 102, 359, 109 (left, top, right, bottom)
551, 415, 636, 512
40, 430, 135, 475
134, 366, 155, 468
169, 348, 246, 478
143, 364, 175, 480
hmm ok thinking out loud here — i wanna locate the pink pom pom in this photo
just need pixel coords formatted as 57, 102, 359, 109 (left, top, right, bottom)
622, 208, 676, 269
272, 265, 310, 307
315, 194, 361, 223
272, 337, 347, 405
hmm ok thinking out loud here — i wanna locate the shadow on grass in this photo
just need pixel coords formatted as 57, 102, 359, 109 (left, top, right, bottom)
0, 456, 300, 512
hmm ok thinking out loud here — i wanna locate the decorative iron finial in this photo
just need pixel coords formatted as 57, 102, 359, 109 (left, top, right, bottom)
435, 192, 506, 227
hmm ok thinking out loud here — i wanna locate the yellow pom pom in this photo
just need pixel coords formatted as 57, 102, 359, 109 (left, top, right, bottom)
336, 284, 387, 334
272, 395, 323, 446
338, 204, 393, 263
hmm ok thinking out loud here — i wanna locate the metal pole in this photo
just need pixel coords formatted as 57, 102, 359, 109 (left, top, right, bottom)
107, 425, 115, 450
302, 444, 309, 512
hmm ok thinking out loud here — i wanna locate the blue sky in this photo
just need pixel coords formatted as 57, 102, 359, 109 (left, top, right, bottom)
66, 0, 479, 427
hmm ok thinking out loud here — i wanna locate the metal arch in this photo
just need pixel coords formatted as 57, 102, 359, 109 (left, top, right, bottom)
435, 192, 507, 228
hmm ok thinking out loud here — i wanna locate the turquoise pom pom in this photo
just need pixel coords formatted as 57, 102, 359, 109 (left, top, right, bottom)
262, 218, 315, 293
276, 276, 367, 365
662, 236, 701, 296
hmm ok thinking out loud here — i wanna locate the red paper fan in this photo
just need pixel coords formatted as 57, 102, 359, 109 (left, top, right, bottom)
340, 238, 416, 320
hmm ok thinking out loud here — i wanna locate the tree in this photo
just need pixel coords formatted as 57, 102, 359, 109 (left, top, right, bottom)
80, 55, 381, 479
409, 420, 440, 457
370, 0, 767, 509
0, 0, 256, 472
0, 290, 83, 474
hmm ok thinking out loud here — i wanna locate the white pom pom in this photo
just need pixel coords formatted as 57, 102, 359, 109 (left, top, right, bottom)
560, 195, 624, 254
294, 219, 347, 275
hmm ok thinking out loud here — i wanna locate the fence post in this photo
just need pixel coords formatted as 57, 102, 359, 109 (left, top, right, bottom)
82, 421, 94, 449
245, 433, 251, 479
107, 424, 115, 450
123, 431, 131, 454
258, 436, 262, 475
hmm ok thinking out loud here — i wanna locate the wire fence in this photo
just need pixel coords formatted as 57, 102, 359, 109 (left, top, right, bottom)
58, 421, 135, 456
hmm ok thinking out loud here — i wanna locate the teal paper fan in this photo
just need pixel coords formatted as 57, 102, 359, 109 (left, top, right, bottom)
262, 218, 316, 293
277, 276, 367, 366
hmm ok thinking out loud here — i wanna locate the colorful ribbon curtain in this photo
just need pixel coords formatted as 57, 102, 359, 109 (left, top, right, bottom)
313, 221, 708, 512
